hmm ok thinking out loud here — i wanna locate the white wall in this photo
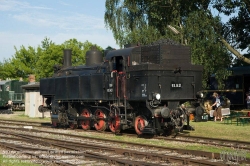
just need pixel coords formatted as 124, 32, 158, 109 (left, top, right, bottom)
24, 91, 50, 118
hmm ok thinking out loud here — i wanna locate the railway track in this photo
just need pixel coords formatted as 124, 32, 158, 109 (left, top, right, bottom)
1, 119, 250, 152
0, 120, 249, 165
0, 126, 239, 166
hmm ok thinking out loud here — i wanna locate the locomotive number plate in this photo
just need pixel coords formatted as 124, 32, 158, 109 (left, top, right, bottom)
107, 88, 113, 92
171, 83, 182, 88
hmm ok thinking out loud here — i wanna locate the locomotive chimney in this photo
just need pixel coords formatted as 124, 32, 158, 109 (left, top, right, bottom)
63, 49, 72, 68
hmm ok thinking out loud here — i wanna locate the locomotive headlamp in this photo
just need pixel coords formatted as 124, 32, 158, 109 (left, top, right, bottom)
196, 91, 204, 98
153, 93, 161, 100
156, 93, 161, 100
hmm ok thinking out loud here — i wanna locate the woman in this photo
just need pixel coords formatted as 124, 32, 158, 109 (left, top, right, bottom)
211, 92, 223, 122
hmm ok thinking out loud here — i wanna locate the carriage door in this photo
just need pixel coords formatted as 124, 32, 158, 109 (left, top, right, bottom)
115, 56, 126, 101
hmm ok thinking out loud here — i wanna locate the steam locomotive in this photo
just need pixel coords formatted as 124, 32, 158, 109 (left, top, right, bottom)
39, 40, 204, 135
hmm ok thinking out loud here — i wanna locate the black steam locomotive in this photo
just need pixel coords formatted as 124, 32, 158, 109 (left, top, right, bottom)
39, 40, 204, 135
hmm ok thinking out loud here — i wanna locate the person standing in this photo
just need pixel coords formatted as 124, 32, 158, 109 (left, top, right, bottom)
211, 92, 223, 122
246, 92, 250, 109
7, 99, 13, 111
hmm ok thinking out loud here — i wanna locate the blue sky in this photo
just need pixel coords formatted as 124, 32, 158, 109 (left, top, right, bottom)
0, 0, 119, 62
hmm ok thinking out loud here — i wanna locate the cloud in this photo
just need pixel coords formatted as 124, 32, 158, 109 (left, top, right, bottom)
51, 32, 119, 49
0, 31, 119, 62
10, 10, 104, 32
1, 0, 104, 31
12, 12, 105, 31
0, 0, 52, 11
12, 12, 58, 28
58, 1, 72, 7
0, 0, 119, 62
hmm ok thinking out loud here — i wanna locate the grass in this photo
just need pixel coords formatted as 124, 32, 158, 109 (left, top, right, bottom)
5, 112, 249, 142
0, 111, 50, 123
188, 119, 250, 142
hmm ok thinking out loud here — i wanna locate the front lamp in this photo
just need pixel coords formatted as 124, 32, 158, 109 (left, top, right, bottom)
153, 93, 161, 100
196, 91, 204, 98
156, 93, 161, 100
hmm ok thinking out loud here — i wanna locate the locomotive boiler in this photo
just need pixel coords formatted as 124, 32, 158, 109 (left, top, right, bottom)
39, 40, 204, 135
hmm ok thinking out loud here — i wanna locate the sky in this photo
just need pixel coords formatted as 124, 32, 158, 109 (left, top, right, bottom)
0, 0, 120, 62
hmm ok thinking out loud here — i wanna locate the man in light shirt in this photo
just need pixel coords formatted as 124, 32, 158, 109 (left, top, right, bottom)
7, 99, 13, 111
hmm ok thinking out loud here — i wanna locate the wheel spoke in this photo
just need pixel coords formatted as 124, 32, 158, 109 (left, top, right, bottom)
80, 108, 92, 130
134, 116, 147, 135
109, 115, 120, 133
94, 109, 107, 131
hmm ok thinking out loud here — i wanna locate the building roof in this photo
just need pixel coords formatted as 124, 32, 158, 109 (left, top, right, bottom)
21, 82, 40, 90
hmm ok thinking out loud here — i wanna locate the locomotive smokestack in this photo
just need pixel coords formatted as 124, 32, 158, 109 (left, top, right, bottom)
63, 49, 72, 68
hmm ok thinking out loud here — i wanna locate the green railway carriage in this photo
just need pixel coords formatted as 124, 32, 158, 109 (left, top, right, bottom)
0, 80, 27, 110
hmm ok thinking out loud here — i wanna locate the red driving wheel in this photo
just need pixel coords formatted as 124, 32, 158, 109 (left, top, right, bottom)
94, 109, 107, 131
80, 108, 92, 130
109, 115, 121, 133
134, 116, 147, 135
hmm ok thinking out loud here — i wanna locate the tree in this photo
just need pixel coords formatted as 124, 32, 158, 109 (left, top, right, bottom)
0, 46, 38, 81
62, 39, 102, 66
41, 37, 54, 50
0, 59, 16, 80
36, 38, 103, 79
36, 43, 64, 79
0, 37, 104, 81
104, 0, 249, 88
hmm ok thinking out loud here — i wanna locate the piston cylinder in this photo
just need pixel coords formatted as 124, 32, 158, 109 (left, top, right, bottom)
154, 107, 170, 118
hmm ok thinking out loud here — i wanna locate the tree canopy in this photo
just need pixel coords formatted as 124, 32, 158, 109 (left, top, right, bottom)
0, 38, 103, 81
105, 0, 250, 88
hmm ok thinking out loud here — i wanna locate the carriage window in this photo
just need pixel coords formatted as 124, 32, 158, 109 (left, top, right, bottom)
6, 85, 10, 91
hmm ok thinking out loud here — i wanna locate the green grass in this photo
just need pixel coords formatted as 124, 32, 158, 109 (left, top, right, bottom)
188, 120, 250, 142
0, 111, 51, 123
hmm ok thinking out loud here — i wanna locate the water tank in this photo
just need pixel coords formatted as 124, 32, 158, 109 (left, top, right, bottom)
85, 46, 103, 66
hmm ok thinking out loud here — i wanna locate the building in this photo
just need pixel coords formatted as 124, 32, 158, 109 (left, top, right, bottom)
21, 75, 50, 118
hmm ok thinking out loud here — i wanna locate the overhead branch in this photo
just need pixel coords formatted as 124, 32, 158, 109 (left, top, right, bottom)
221, 38, 250, 64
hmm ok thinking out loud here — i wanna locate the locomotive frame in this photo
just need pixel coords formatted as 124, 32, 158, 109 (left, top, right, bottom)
39, 41, 204, 135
